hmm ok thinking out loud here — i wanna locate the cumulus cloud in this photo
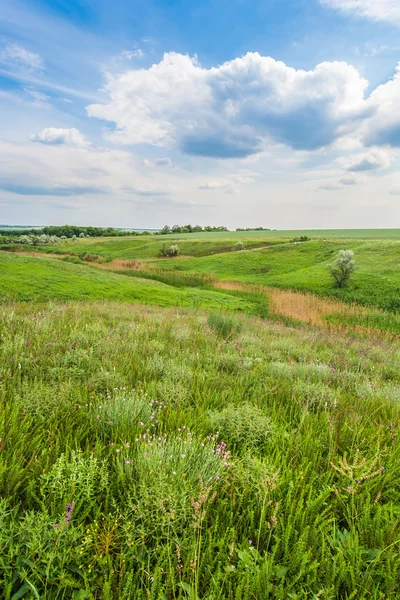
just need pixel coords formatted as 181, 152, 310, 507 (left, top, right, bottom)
345, 149, 394, 171
0, 43, 44, 70
30, 128, 91, 147
319, 0, 400, 23
87, 52, 368, 158
361, 64, 400, 147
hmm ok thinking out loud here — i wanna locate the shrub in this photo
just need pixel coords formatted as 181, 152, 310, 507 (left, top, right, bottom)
232, 241, 245, 252
160, 244, 180, 257
19, 235, 31, 244
328, 249, 356, 288
209, 403, 274, 451
208, 312, 242, 339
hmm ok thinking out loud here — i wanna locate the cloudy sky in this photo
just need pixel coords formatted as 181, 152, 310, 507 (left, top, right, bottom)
1, 0, 400, 228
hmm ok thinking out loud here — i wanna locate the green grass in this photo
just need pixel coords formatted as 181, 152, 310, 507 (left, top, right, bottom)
1, 301, 400, 599
0, 253, 257, 313
22, 236, 279, 260
153, 239, 400, 311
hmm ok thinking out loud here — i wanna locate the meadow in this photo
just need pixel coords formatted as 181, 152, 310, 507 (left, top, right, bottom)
1, 231, 400, 599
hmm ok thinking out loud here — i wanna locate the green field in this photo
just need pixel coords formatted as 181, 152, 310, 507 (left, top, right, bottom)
0, 253, 258, 313
1, 231, 400, 599
153, 239, 400, 311
26, 236, 279, 259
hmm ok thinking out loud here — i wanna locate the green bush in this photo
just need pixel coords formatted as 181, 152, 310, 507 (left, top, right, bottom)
209, 403, 274, 451
160, 244, 180, 257
232, 241, 245, 251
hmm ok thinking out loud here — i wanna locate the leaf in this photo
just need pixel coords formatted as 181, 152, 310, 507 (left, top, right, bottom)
275, 565, 288, 579
11, 583, 31, 600
72, 591, 88, 599
25, 580, 40, 600
179, 582, 196, 599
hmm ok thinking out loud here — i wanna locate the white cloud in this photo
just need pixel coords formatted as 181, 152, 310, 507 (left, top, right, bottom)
0, 139, 178, 202
87, 52, 368, 157
344, 149, 394, 171
199, 181, 232, 190
319, 0, 400, 23
339, 175, 359, 185
30, 127, 91, 147
360, 64, 400, 148
198, 180, 238, 194
0, 43, 44, 70
121, 49, 144, 60
144, 157, 172, 167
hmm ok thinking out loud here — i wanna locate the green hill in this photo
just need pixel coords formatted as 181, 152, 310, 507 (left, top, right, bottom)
0, 252, 255, 312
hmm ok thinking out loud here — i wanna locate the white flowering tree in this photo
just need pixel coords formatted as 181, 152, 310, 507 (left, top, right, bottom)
328, 250, 356, 288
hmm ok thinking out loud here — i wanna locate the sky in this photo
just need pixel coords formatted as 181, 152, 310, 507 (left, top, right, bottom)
1, 0, 400, 229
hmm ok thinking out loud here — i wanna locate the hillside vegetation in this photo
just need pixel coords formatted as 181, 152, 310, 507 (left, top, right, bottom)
1, 231, 400, 598
0, 253, 256, 313
1, 301, 400, 599
16, 236, 279, 260
154, 239, 400, 311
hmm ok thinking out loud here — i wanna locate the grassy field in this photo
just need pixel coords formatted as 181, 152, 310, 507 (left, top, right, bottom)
1, 231, 400, 598
19, 236, 279, 260
9, 233, 400, 312
1, 301, 400, 599
153, 240, 400, 312
0, 253, 258, 313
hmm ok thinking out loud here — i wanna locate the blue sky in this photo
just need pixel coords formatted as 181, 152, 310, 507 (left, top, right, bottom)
1, 0, 400, 228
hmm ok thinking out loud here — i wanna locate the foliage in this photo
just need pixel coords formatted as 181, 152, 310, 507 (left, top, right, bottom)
328, 249, 356, 288
0, 301, 399, 598
232, 241, 245, 251
160, 244, 180, 257
291, 235, 310, 242
207, 311, 242, 338
157, 224, 228, 235
209, 403, 275, 451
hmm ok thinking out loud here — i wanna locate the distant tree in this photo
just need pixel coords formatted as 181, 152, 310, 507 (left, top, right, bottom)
160, 244, 180, 257
19, 235, 31, 244
160, 225, 171, 235
79, 232, 86, 238
328, 250, 356, 288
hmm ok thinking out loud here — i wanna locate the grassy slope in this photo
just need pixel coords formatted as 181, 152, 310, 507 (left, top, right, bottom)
1, 301, 400, 598
153, 240, 400, 310
0, 252, 256, 313
29, 236, 280, 259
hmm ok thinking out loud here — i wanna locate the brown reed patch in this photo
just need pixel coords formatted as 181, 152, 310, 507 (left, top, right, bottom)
212, 280, 396, 338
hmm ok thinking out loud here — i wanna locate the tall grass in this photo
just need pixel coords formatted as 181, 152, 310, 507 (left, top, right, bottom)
1, 301, 400, 598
